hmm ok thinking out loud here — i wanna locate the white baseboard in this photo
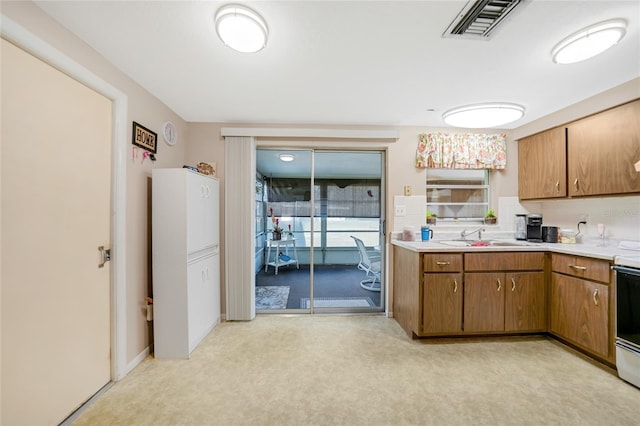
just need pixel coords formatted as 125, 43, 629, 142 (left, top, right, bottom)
122, 346, 150, 379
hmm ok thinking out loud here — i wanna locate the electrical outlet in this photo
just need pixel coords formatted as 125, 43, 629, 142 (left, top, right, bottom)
395, 205, 406, 217
404, 185, 413, 196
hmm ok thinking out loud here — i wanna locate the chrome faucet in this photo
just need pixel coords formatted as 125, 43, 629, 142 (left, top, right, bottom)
461, 227, 485, 241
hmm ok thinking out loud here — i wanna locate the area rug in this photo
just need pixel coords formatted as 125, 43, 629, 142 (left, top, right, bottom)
255, 286, 290, 310
300, 297, 375, 309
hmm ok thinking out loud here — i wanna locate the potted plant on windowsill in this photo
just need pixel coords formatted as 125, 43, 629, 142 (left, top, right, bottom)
426, 210, 437, 225
484, 209, 497, 225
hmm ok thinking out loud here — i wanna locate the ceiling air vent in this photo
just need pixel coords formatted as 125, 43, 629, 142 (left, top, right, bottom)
443, 0, 524, 40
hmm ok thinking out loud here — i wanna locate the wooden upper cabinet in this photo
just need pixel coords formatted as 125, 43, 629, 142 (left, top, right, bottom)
567, 100, 640, 197
518, 127, 567, 200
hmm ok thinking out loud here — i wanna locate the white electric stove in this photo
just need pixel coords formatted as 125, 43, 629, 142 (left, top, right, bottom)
613, 250, 640, 389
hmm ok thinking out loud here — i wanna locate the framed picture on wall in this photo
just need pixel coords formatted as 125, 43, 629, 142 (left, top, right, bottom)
132, 121, 157, 153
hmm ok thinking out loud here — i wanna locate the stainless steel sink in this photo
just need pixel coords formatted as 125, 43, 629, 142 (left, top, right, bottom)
437, 239, 530, 247
487, 240, 530, 246
437, 240, 471, 247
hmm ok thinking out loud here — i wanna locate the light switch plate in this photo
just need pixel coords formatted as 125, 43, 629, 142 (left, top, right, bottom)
404, 185, 413, 196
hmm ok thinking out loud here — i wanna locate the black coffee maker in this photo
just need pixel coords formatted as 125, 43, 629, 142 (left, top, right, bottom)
526, 214, 543, 242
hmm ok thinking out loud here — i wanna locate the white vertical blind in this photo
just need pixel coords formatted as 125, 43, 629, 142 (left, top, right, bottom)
224, 136, 256, 320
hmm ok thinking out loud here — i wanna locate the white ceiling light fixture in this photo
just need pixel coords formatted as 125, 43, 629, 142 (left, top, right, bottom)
551, 19, 626, 65
215, 4, 268, 53
279, 154, 295, 162
443, 103, 525, 128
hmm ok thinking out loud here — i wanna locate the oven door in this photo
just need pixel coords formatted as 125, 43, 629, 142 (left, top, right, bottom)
614, 266, 640, 388
614, 266, 640, 347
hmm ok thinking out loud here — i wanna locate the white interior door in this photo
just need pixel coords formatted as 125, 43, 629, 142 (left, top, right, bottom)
1, 39, 112, 425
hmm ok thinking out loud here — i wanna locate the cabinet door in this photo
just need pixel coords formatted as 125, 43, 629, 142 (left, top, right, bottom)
567, 100, 640, 196
422, 273, 463, 334
575, 279, 609, 357
208, 178, 220, 246
464, 273, 505, 332
200, 254, 218, 334
187, 257, 207, 353
505, 272, 545, 332
187, 173, 206, 253
518, 127, 567, 199
549, 273, 576, 340
550, 273, 609, 357
201, 178, 217, 249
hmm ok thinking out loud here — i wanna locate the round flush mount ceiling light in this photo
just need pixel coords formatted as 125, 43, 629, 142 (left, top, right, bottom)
215, 4, 268, 53
279, 154, 295, 162
442, 103, 525, 128
551, 19, 626, 64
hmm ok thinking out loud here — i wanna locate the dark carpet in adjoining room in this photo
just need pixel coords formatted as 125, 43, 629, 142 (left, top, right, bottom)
256, 264, 381, 309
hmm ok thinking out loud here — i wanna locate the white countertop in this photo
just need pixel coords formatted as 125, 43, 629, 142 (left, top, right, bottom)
391, 238, 632, 261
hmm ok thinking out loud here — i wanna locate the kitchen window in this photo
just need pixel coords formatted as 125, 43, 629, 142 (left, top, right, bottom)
426, 169, 489, 222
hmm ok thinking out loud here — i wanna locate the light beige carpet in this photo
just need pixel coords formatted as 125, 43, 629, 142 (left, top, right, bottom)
73, 315, 640, 426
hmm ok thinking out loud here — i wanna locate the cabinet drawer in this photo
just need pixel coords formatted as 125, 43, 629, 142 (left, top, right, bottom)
465, 252, 544, 271
551, 253, 610, 283
423, 253, 463, 272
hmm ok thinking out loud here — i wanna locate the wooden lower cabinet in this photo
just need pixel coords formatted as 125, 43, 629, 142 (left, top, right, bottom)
422, 273, 463, 333
393, 246, 613, 366
463, 271, 545, 333
550, 272, 609, 358
464, 273, 505, 332
505, 272, 546, 332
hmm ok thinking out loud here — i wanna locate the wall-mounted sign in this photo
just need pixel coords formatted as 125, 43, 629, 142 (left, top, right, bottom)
132, 121, 157, 153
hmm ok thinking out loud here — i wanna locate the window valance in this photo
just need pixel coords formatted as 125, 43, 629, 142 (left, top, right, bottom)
416, 132, 507, 169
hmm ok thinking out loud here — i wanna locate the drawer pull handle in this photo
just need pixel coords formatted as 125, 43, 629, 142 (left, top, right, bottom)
574, 178, 579, 191
436, 261, 451, 266
496, 278, 502, 292
453, 279, 458, 293
593, 289, 599, 306
555, 181, 560, 192
569, 264, 587, 271
511, 277, 516, 292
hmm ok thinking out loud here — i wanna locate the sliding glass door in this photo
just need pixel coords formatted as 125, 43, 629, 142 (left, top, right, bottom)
311, 151, 384, 312
255, 149, 385, 313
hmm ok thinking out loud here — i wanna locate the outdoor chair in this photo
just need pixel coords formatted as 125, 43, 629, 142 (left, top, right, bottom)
351, 236, 381, 292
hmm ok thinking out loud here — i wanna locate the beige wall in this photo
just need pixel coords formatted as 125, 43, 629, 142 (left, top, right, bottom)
1, 2, 187, 367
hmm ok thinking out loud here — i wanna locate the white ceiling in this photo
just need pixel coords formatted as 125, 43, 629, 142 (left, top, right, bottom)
34, 1, 640, 129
